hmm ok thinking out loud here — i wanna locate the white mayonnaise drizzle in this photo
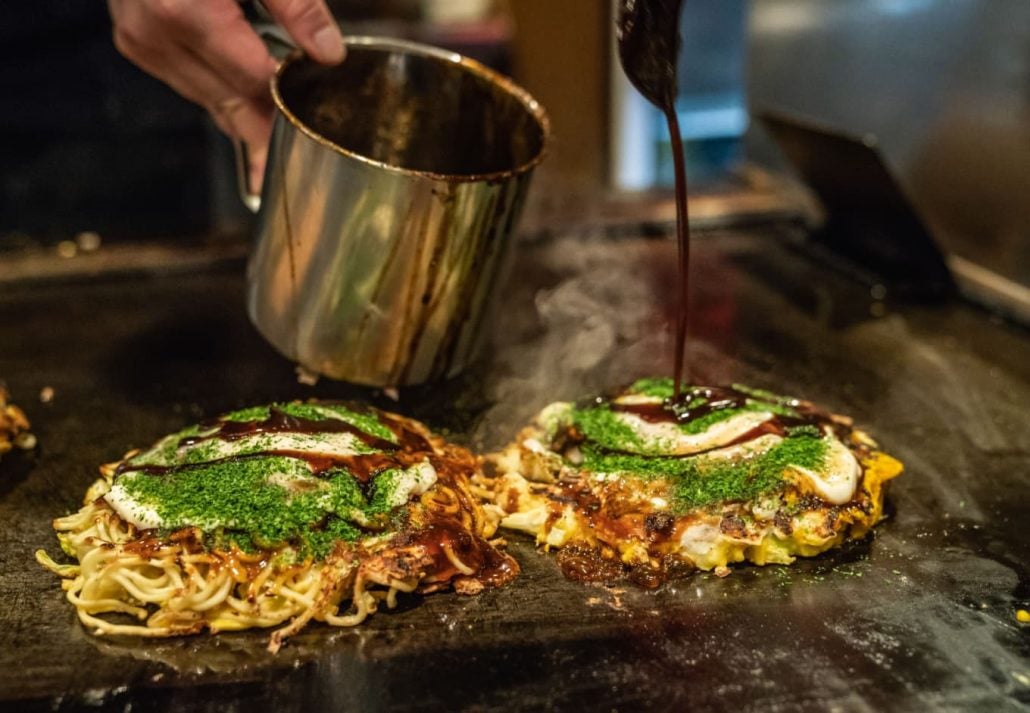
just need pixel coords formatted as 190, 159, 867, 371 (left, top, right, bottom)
789, 436, 862, 505
103, 482, 165, 529
589, 428, 860, 505
383, 460, 438, 508
181, 431, 367, 462
105, 446, 438, 531
613, 410, 775, 456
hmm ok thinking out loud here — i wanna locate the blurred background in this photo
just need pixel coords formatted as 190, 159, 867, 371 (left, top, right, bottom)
1, 0, 1027, 307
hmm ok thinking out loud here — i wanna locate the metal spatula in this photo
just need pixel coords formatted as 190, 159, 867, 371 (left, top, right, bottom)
615, 0, 685, 113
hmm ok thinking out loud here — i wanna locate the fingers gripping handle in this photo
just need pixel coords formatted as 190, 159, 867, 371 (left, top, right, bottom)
234, 20, 297, 213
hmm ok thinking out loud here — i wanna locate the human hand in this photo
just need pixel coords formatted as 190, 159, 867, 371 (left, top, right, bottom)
108, 0, 345, 190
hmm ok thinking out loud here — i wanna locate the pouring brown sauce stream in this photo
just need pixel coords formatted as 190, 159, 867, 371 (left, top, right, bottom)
617, 0, 690, 398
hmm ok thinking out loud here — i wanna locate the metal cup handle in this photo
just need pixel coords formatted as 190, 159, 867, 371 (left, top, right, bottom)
233, 22, 300, 213
233, 138, 263, 214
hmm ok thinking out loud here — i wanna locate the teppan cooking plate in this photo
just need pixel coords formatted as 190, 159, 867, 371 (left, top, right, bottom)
0, 226, 1027, 712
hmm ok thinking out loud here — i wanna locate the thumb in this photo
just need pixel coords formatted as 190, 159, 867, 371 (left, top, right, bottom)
262, 0, 345, 65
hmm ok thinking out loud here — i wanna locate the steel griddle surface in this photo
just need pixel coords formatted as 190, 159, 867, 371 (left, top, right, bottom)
0, 229, 1027, 712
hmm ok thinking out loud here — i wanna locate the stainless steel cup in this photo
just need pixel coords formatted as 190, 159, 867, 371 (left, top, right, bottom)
242, 37, 549, 386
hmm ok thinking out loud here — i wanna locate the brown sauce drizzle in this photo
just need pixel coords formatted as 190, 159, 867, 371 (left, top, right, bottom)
401, 517, 519, 589
556, 544, 625, 583
118, 402, 437, 480
566, 388, 852, 467
607, 384, 840, 440
269, 451, 417, 483
400, 465, 515, 587
120, 446, 443, 487
373, 410, 434, 452
187, 405, 399, 453
556, 544, 695, 589
667, 105, 690, 399
121, 532, 167, 559
612, 385, 755, 424
616, 0, 690, 396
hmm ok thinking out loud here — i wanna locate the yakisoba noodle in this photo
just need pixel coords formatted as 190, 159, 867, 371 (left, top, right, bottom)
38, 401, 517, 652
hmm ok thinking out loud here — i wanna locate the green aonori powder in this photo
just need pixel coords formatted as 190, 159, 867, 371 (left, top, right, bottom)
118, 455, 406, 559
220, 402, 396, 443
580, 434, 828, 512
577, 378, 804, 447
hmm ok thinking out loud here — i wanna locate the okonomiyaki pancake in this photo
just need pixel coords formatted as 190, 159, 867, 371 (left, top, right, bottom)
481, 378, 903, 587
38, 401, 518, 652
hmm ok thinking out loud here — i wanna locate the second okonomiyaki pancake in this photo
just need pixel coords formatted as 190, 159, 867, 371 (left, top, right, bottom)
480, 378, 903, 587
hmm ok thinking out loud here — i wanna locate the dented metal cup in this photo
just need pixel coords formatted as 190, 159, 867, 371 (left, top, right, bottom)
242, 37, 549, 386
